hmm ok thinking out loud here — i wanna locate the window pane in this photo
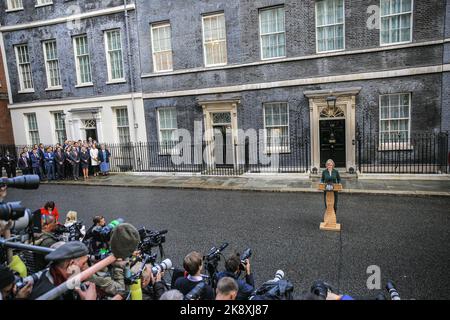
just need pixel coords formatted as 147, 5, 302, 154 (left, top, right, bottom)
203, 14, 227, 66
260, 7, 285, 59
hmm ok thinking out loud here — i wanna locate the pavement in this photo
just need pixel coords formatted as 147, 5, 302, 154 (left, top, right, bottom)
41, 172, 450, 197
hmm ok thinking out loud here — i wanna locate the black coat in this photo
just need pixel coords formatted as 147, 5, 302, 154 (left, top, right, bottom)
98, 150, 111, 163
54, 151, 65, 165
18, 156, 30, 170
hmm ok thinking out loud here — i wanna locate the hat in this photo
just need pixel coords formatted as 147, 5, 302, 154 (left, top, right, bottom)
0, 265, 15, 290
45, 241, 89, 262
110, 223, 140, 259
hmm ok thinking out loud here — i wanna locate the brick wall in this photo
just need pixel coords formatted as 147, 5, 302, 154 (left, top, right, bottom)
0, 50, 14, 145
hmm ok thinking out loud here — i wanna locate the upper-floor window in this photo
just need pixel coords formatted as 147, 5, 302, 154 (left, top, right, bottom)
116, 108, 131, 144
202, 13, 227, 67
36, 0, 53, 7
380, 0, 413, 45
53, 112, 67, 145
26, 113, 40, 145
316, 0, 345, 52
73, 35, 92, 85
151, 23, 173, 72
14, 44, 34, 92
104, 29, 125, 82
43, 40, 62, 89
6, 0, 23, 10
259, 7, 286, 60
379, 93, 411, 146
263, 102, 290, 153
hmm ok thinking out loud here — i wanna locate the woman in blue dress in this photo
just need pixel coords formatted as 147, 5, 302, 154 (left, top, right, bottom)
98, 144, 111, 176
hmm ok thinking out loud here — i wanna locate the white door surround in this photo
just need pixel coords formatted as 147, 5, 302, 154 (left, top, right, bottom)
304, 87, 361, 172
199, 99, 240, 167
67, 107, 103, 142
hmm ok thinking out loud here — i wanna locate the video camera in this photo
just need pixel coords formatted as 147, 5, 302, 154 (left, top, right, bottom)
137, 227, 168, 260
310, 280, 336, 300
203, 242, 228, 288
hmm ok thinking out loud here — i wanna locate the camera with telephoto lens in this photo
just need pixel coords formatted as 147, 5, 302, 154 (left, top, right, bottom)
239, 248, 252, 271
311, 280, 335, 300
14, 269, 46, 291
386, 281, 401, 300
151, 259, 172, 276
185, 281, 207, 300
205, 242, 229, 263
0, 176, 41, 233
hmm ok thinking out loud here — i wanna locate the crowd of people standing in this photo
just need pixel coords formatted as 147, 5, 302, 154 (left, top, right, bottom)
1, 139, 112, 181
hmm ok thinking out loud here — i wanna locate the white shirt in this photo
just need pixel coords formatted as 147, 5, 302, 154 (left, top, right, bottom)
90, 148, 99, 166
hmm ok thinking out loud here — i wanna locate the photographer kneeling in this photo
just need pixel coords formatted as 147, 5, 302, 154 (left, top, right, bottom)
216, 254, 255, 300
173, 251, 214, 300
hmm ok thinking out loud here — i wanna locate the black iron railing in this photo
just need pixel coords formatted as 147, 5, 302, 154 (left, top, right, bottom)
356, 132, 449, 174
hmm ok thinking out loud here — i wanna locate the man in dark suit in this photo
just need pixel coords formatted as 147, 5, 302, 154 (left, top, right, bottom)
0, 151, 17, 178
18, 152, 31, 175
69, 147, 81, 180
54, 147, 66, 180
30, 148, 42, 180
38, 143, 46, 179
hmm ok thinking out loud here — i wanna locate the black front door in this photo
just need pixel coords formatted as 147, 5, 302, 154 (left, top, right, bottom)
320, 119, 346, 167
213, 125, 233, 168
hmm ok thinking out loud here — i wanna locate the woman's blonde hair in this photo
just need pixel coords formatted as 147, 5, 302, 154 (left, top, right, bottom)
325, 159, 335, 168
65, 211, 78, 224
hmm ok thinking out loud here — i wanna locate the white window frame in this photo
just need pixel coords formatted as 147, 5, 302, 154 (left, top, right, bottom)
259, 6, 286, 61
151, 22, 173, 73
315, 0, 346, 53
6, 0, 23, 11
202, 12, 228, 67
25, 113, 40, 145
14, 44, 34, 93
115, 107, 131, 144
157, 107, 179, 155
378, 93, 412, 150
73, 34, 93, 87
53, 111, 67, 145
42, 39, 62, 90
380, 0, 414, 46
104, 29, 126, 83
35, 0, 53, 8
263, 102, 290, 154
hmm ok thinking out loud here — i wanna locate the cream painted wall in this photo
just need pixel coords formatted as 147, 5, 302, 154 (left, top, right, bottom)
9, 96, 147, 145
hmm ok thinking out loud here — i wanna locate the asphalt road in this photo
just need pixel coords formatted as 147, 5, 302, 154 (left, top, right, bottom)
5, 185, 450, 300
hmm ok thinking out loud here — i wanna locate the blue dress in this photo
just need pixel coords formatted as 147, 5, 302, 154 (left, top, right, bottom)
100, 150, 110, 173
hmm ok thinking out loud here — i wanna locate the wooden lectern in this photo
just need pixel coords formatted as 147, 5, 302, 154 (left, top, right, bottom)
318, 183, 342, 232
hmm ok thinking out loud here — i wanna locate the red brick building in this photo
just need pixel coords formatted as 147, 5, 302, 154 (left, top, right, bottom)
0, 50, 14, 145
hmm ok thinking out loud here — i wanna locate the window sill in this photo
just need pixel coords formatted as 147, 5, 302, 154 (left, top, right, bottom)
205, 63, 227, 68
377, 144, 414, 151
18, 89, 35, 94
261, 55, 287, 61
35, 3, 53, 8
5, 8, 24, 12
380, 40, 412, 47
45, 86, 63, 91
153, 69, 174, 74
106, 79, 126, 85
75, 83, 94, 88
316, 48, 345, 54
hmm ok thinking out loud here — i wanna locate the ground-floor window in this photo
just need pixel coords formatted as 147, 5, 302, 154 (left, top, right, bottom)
26, 113, 40, 145
263, 102, 290, 152
53, 111, 67, 145
379, 93, 411, 148
116, 107, 131, 144
157, 107, 178, 153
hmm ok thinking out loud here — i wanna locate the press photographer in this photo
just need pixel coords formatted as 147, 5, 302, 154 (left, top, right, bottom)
215, 277, 238, 301
216, 250, 255, 300
173, 251, 214, 300
0, 265, 33, 300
